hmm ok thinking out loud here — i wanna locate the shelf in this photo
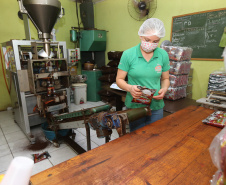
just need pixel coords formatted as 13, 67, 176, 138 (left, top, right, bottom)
34, 71, 69, 80
25, 88, 68, 97
28, 113, 39, 117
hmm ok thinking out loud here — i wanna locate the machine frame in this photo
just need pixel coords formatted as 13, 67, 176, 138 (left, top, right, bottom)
1, 40, 70, 140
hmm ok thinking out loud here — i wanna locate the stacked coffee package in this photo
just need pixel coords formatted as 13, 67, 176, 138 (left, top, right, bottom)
208, 72, 226, 93
98, 51, 123, 105
162, 46, 193, 100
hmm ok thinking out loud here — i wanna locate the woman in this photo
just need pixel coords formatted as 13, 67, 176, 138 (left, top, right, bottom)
116, 18, 170, 132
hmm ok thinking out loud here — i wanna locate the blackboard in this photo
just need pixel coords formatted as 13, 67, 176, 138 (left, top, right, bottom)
170, 8, 226, 61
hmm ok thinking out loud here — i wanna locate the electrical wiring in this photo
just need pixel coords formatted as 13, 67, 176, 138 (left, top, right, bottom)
75, 1, 82, 48
75, 1, 80, 31
4, 48, 11, 68
0, 47, 10, 95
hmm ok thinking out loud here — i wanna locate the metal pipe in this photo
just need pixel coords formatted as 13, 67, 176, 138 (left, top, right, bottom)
126, 107, 151, 122
85, 123, 91, 151
53, 104, 111, 120
43, 38, 50, 56
91, 104, 111, 113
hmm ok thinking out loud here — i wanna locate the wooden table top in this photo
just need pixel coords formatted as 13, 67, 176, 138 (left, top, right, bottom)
164, 98, 200, 113
102, 85, 126, 97
30, 106, 220, 185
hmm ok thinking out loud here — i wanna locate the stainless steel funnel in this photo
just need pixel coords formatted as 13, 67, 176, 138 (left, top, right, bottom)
22, 0, 62, 56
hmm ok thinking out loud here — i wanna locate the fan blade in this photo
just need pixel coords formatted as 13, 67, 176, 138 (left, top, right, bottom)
133, 0, 139, 8
143, 0, 151, 9
143, 0, 153, 3
139, 9, 149, 19
143, 0, 155, 9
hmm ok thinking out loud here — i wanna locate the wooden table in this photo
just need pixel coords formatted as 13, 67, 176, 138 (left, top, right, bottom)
102, 85, 127, 111
164, 98, 200, 113
30, 106, 220, 185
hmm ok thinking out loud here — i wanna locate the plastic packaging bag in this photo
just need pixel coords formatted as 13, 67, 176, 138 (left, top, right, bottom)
169, 74, 188, 87
164, 86, 186, 100
209, 126, 226, 170
162, 46, 193, 61
202, 111, 226, 128
32, 151, 51, 164
132, 86, 156, 105
208, 71, 226, 92
186, 84, 192, 92
210, 170, 223, 185
169, 61, 192, 75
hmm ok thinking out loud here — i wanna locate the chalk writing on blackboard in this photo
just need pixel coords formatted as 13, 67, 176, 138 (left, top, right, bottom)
171, 9, 226, 60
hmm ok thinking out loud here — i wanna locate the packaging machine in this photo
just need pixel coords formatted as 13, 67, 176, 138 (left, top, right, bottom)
1, 0, 69, 141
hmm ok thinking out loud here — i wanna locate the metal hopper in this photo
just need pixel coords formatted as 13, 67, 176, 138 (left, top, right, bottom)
19, 0, 62, 56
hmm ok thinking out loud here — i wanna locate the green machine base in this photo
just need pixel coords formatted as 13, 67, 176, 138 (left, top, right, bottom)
82, 70, 102, 102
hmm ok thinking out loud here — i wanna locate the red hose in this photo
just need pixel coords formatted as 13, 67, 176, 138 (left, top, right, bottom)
0, 46, 10, 94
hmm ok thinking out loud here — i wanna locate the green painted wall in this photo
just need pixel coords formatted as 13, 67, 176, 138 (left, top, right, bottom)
0, 0, 79, 111
0, 0, 225, 110
94, 0, 226, 100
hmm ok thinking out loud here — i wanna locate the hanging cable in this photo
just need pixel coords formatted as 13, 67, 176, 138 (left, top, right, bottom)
76, 1, 80, 31
0, 47, 10, 95
4, 49, 11, 68
75, 0, 82, 48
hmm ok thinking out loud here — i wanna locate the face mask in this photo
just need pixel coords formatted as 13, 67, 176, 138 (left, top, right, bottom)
141, 41, 158, 53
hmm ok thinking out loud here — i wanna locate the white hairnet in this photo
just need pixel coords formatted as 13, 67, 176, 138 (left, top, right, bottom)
138, 18, 165, 38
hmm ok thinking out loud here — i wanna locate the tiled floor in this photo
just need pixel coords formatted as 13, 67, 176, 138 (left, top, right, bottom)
0, 101, 121, 176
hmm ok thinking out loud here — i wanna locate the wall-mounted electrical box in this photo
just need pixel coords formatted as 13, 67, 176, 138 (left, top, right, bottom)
67, 48, 80, 63
79, 30, 106, 51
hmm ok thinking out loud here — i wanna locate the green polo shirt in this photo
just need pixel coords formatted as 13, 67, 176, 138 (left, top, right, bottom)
118, 43, 170, 110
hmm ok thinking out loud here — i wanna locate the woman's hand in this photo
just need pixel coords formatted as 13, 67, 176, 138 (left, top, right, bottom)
153, 88, 168, 100
129, 85, 142, 99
